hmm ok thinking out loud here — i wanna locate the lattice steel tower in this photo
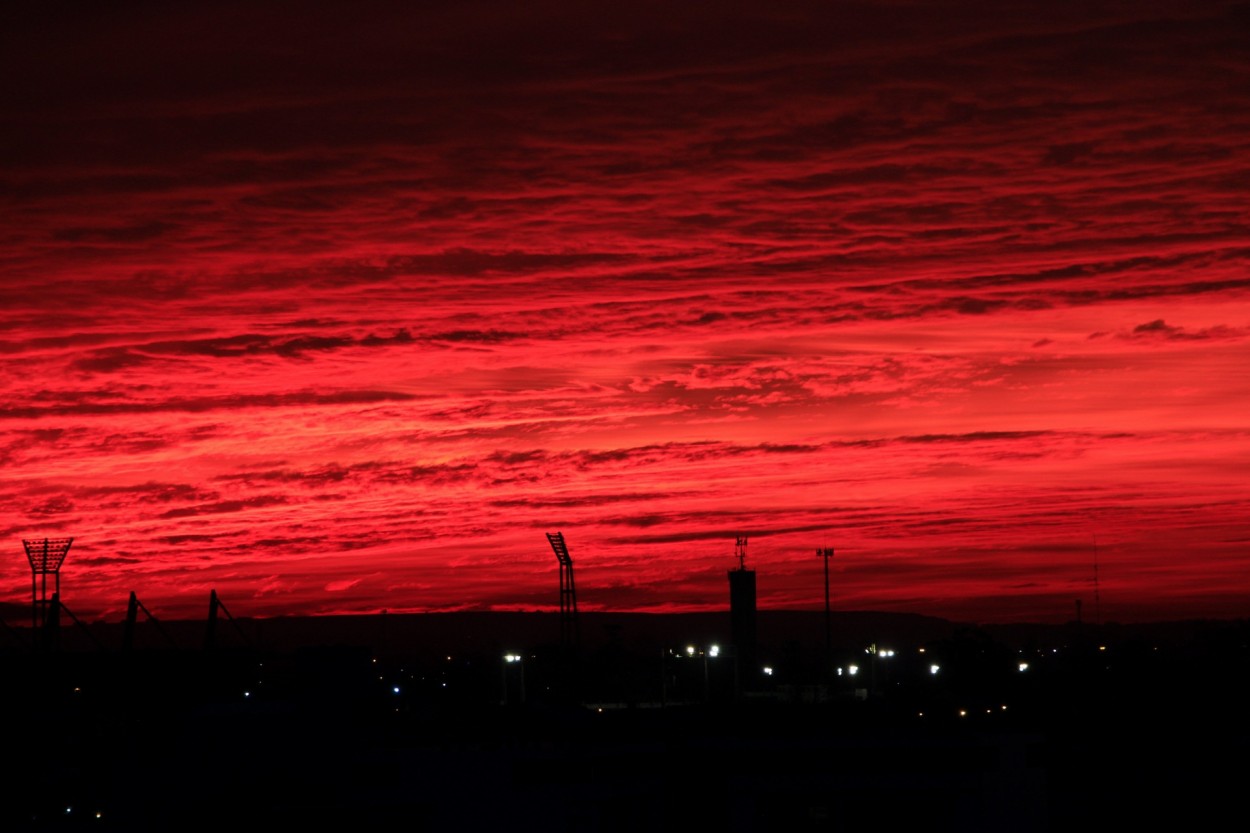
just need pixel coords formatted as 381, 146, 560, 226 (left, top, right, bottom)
22, 537, 73, 632
546, 532, 579, 649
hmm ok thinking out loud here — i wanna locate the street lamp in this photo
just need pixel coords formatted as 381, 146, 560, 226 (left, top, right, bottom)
502, 653, 525, 705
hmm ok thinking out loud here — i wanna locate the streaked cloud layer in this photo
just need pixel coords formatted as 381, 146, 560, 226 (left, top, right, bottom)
2, 0, 1248, 623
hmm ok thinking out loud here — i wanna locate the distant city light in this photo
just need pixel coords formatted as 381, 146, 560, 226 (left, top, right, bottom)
243, 691, 250, 698
504, 654, 522, 663
848, 664, 859, 676
392, 686, 401, 694
708, 645, 720, 658
762, 666, 773, 676
686, 646, 696, 657
959, 709, 967, 717
1019, 662, 1030, 672
929, 664, 940, 675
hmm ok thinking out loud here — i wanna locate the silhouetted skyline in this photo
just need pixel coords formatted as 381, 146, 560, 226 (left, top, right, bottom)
2, 1, 1248, 624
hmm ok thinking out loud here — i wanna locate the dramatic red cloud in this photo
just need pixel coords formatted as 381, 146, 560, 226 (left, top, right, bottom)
2, 0, 1248, 624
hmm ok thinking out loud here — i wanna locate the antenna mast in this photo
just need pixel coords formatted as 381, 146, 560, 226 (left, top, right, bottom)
818, 546, 835, 679
1093, 534, 1101, 626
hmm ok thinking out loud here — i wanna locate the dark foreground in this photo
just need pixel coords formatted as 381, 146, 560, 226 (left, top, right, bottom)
4, 612, 1250, 831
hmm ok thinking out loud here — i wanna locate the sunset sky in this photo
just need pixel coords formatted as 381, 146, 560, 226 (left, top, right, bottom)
2, 0, 1248, 625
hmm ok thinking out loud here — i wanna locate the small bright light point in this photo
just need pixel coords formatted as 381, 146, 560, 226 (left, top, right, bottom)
392, 686, 400, 694
1001, 705, 1008, 711
1099, 645, 1107, 651
243, 691, 250, 698
96, 812, 102, 819
848, 664, 859, 676
686, 646, 696, 656
959, 710, 967, 717
762, 666, 773, 676
1019, 662, 1029, 672
504, 654, 522, 663
65, 807, 72, 814
918, 647, 926, 653
918, 712, 924, 717
930, 664, 940, 675
708, 645, 720, 657
837, 668, 843, 676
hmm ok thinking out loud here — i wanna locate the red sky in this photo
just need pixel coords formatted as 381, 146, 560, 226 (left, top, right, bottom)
2, 0, 1248, 624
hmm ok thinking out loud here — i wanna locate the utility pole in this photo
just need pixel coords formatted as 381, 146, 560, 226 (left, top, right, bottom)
818, 547, 834, 679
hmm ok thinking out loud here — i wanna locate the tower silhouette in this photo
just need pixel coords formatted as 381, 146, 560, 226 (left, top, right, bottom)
22, 537, 73, 650
728, 536, 756, 691
546, 532, 579, 650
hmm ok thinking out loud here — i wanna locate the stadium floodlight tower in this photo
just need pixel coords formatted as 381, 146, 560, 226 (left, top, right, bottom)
22, 537, 73, 632
546, 532, 579, 649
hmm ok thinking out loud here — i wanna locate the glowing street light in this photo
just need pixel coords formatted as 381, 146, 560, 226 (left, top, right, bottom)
501, 653, 525, 704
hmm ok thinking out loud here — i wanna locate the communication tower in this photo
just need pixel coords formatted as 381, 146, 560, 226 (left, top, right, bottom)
728, 536, 756, 690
